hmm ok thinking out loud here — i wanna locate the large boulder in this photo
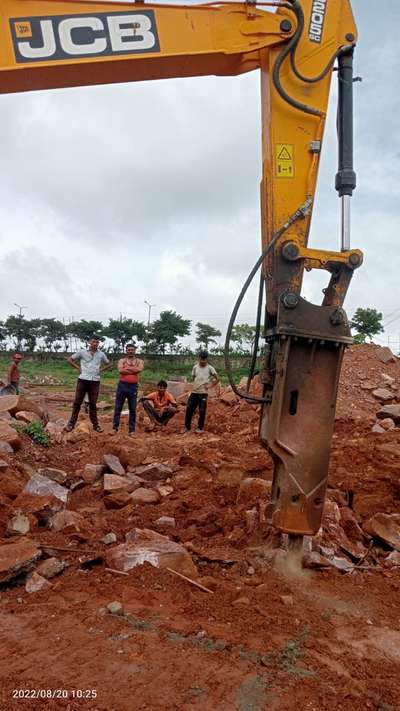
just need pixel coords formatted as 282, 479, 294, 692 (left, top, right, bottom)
106, 528, 197, 577
0, 394, 44, 419
0, 423, 22, 451
363, 513, 400, 551
0, 539, 41, 583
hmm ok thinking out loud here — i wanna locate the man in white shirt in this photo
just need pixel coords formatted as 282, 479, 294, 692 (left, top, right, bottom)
65, 336, 111, 433
184, 351, 219, 433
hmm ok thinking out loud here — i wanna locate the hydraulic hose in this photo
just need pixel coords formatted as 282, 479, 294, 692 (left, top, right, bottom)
246, 270, 264, 393
224, 199, 312, 405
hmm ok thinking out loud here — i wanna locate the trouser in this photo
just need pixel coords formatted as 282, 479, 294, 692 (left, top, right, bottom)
113, 382, 138, 432
69, 379, 100, 428
10, 382, 19, 395
185, 393, 208, 430
141, 400, 176, 426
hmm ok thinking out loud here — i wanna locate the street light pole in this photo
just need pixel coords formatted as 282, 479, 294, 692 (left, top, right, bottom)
144, 300, 156, 329
14, 303, 27, 318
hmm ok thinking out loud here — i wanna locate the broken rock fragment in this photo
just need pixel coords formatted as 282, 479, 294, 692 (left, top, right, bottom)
24, 474, 69, 505
363, 513, 400, 551
6, 513, 30, 536
103, 454, 125, 476
0, 423, 22, 451
25, 572, 50, 593
104, 491, 132, 509
106, 528, 197, 577
103, 474, 132, 494
82, 464, 105, 485
50, 510, 85, 534
155, 516, 176, 527
131, 463, 173, 482
372, 388, 394, 403
37, 467, 68, 485
0, 539, 41, 583
377, 405, 400, 424
377, 347, 397, 364
36, 557, 66, 579
16, 411, 41, 424
130, 487, 160, 505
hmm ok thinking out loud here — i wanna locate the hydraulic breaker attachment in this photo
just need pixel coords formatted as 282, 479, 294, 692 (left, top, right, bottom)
260, 296, 353, 536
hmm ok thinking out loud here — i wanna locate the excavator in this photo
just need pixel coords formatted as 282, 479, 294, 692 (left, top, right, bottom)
0, 0, 362, 549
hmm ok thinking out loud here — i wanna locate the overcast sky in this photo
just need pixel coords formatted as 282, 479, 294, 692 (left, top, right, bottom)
0, 0, 399, 348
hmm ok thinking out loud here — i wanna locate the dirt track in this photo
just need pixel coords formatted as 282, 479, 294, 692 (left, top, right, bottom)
0, 344, 399, 710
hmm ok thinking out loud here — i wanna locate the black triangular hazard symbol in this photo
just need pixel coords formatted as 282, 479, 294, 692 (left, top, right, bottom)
278, 147, 292, 160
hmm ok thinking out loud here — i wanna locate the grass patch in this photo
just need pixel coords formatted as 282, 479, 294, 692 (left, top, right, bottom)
21, 421, 50, 447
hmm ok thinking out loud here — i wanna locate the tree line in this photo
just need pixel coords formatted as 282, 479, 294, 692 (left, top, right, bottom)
0, 312, 258, 355
0, 307, 382, 354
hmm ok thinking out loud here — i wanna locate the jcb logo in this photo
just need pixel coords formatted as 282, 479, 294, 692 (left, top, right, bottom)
10, 11, 160, 63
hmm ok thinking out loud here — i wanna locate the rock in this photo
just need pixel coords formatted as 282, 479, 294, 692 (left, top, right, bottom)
372, 388, 394, 402
0, 441, 13, 454
0, 394, 44, 419
103, 474, 132, 493
360, 381, 377, 390
0, 539, 41, 583
131, 463, 173, 481
0, 459, 8, 472
339, 507, 365, 543
66, 422, 91, 443
104, 491, 132, 509
0, 422, 22, 451
384, 550, 400, 567
381, 374, 395, 386
12, 493, 64, 524
302, 551, 331, 569
377, 347, 397, 364
101, 532, 117, 545
376, 404, 400, 424
82, 464, 105, 485
0, 470, 28, 499
380, 418, 396, 431
103, 454, 125, 476
372, 424, 385, 434
155, 516, 176, 527
106, 528, 197, 577
329, 556, 353, 572
130, 487, 160, 505
237, 477, 271, 506
280, 594, 294, 606
215, 463, 246, 487
107, 601, 124, 615
220, 387, 238, 406
45, 420, 66, 443
24, 474, 69, 505
156, 484, 174, 497
36, 557, 66, 579
25, 572, 50, 593
37, 467, 67, 485
50, 510, 85, 533
16, 411, 41, 424
363, 513, 400, 551
6, 513, 30, 536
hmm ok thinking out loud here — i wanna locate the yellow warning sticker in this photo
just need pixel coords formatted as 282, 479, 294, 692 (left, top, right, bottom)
15, 21, 32, 39
275, 143, 294, 178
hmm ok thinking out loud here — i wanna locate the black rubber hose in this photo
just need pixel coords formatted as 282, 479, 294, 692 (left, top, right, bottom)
246, 270, 264, 393
272, 0, 323, 117
224, 201, 310, 404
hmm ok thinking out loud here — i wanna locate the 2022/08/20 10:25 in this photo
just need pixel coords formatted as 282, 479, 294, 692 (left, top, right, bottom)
12, 689, 98, 699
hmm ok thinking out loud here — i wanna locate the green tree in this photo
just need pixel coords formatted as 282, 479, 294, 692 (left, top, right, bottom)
0, 322, 7, 349
147, 310, 191, 354
66, 320, 104, 348
4, 315, 41, 351
39, 318, 67, 352
195, 322, 222, 350
103, 317, 146, 352
230, 323, 257, 353
351, 308, 384, 343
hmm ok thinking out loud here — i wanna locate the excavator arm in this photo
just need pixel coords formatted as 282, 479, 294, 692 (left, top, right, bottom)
0, 0, 362, 541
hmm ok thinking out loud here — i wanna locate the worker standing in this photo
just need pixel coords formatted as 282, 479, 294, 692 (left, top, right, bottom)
7, 353, 23, 394
184, 351, 219, 433
66, 336, 111, 433
112, 343, 144, 436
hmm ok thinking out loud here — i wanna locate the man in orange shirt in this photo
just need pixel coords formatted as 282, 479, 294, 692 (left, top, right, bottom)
140, 380, 177, 427
112, 343, 144, 436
